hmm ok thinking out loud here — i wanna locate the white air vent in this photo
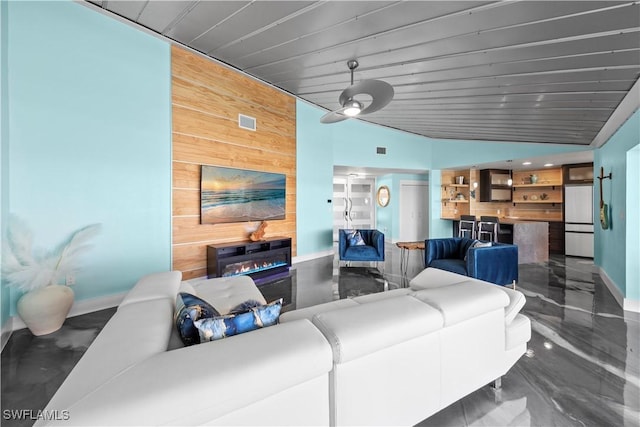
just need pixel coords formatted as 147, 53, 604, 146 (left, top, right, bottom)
238, 114, 256, 131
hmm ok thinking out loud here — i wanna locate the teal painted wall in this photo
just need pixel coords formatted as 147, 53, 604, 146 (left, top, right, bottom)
5, 1, 171, 315
375, 175, 393, 237
330, 116, 432, 171
385, 173, 429, 241
296, 101, 335, 255
1, 0, 9, 328
627, 145, 639, 301
594, 109, 640, 300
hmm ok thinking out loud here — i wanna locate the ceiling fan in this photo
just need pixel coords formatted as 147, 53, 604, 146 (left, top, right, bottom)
320, 60, 394, 124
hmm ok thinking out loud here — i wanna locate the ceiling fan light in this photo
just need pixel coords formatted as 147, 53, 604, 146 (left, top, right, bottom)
343, 99, 363, 116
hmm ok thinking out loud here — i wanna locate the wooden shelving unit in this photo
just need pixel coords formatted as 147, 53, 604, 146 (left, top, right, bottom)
512, 168, 563, 206
440, 170, 471, 217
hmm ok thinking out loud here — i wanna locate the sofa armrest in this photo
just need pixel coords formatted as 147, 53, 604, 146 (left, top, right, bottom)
370, 229, 385, 258
466, 243, 518, 286
39, 320, 332, 426
425, 238, 461, 266
338, 229, 349, 258
499, 286, 526, 325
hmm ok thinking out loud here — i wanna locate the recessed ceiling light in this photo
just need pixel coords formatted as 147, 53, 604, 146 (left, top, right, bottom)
522, 161, 532, 166
544, 163, 554, 167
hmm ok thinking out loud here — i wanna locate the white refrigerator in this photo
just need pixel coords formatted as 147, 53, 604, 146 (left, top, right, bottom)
564, 185, 594, 258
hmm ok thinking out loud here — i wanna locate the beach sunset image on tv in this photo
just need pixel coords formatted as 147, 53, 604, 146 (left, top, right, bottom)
201, 165, 286, 224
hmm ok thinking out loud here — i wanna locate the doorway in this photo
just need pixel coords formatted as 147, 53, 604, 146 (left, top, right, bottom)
399, 181, 429, 242
332, 175, 376, 242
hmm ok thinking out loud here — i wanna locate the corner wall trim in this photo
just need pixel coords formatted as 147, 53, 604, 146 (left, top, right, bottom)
599, 267, 624, 308
599, 267, 639, 313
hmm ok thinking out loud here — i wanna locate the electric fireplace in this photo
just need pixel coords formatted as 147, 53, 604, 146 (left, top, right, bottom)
207, 237, 292, 282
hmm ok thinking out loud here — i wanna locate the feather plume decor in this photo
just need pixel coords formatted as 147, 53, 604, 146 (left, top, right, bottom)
2, 214, 102, 292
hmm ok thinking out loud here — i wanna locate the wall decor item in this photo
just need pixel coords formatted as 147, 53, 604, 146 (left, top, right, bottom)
249, 221, 268, 242
598, 166, 612, 229
377, 185, 390, 207
201, 165, 286, 224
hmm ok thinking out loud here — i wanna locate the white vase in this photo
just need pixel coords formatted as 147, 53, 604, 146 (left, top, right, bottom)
17, 285, 74, 336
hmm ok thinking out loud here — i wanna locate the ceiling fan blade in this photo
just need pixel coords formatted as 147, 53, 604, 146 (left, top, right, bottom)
320, 109, 350, 124
338, 79, 394, 115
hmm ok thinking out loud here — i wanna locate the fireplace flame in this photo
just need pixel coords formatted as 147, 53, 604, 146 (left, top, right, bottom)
223, 258, 287, 277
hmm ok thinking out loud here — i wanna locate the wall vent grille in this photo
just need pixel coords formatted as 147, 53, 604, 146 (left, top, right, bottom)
238, 114, 256, 131
376, 147, 386, 154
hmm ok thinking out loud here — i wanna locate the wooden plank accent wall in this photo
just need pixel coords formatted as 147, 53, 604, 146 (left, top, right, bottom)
171, 46, 297, 280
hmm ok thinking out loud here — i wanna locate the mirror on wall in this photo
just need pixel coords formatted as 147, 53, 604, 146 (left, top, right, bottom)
377, 185, 390, 207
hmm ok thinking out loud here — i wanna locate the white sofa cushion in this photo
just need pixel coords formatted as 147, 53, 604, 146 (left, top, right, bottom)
409, 267, 470, 290
191, 275, 266, 314
280, 299, 358, 322
312, 296, 443, 364
412, 281, 509, 326
119, 271, 182, 308
178, 281, 196, 295
351, 287, 412, 303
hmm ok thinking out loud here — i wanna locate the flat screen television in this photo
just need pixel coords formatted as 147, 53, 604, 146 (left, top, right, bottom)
201, 165, 286, 224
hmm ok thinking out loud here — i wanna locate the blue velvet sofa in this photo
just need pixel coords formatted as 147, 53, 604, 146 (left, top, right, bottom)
424, 237, 518, 286
339, 229, 385, 262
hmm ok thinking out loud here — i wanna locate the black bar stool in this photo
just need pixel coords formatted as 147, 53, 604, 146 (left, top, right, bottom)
478, 216, 498, 242
458, 215, 477, 239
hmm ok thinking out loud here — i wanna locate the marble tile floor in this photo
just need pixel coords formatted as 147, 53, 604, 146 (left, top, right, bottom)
1, 245, 638, 427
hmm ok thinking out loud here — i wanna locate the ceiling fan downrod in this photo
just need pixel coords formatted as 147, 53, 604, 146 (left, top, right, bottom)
347, 60, 358, 86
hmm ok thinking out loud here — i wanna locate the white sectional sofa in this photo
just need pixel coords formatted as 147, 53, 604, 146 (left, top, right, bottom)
36, 268, 530, 426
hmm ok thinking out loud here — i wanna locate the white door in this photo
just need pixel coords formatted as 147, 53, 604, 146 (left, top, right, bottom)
399, 181, 429, 242
332, 175, 375, 241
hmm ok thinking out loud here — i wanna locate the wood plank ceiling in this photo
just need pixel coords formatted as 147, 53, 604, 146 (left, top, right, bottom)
87, 1, 640, 145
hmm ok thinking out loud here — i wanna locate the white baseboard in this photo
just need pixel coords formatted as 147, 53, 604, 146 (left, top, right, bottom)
624, 298, 640, 313
599, 267, 640, 313
292, 249, 334, 264
8, 292, 126, 333
599, 267, 624, 307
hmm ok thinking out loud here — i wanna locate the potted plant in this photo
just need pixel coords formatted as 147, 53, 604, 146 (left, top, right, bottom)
2, 215, 101, 335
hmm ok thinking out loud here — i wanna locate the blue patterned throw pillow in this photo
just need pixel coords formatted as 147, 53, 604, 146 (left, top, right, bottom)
229, 299, 263, 314
175, 292, 220, 346
464, 240, 492, 261
348, 230, 366, 246
194, 298, 283, 342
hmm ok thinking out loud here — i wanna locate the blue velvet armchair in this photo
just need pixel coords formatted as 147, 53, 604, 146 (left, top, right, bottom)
339, 229, 385, 263
424, 237, 518, 286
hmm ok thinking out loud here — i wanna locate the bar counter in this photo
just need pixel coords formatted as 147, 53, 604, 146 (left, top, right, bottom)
445, 217, 549, 264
